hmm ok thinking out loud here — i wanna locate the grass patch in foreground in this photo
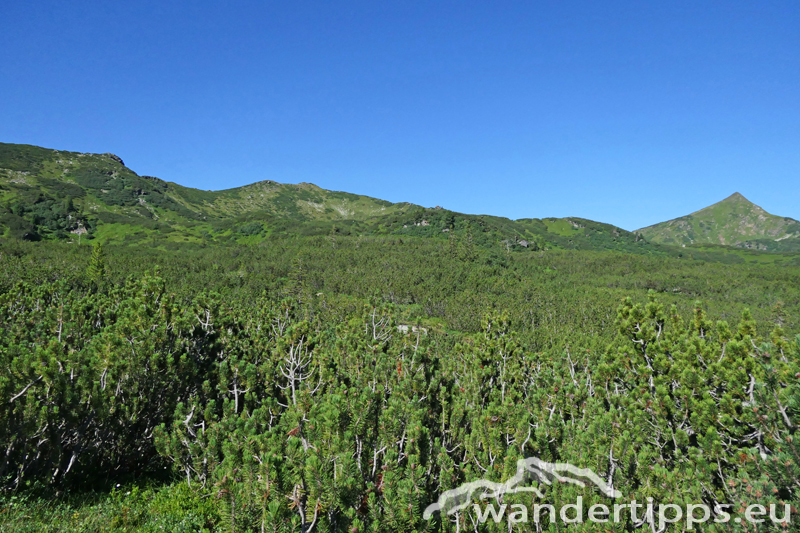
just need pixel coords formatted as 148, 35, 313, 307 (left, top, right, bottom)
0, 483, 217, 533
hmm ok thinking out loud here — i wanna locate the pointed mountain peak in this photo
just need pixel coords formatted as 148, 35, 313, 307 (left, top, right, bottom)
720, 192, 753, 205
694, 192, 760, 216
638, 191, 800, 250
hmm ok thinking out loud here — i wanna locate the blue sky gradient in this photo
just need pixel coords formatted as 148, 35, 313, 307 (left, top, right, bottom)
1, 1, 798, 230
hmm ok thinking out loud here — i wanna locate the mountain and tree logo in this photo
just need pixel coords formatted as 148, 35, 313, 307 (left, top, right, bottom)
423, 457, 621, 520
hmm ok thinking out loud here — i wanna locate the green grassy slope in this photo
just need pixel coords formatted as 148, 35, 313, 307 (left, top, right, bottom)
637, 192, 800, 251
0, 142, 414, 245
0, 141, 671, 256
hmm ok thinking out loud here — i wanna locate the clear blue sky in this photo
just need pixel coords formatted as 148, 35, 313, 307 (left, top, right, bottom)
1, 1, 798, 230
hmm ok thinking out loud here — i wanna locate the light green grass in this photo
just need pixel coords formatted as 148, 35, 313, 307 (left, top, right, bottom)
0, 483, 218, 533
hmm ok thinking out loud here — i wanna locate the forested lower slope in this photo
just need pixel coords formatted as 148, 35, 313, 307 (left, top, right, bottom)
0, 237, 797, 532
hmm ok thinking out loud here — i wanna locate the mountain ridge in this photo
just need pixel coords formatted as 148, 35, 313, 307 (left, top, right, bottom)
1, 141, 797, 257
0, 142, 667, 255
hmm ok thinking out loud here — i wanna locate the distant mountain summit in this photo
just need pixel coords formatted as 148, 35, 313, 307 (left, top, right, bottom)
637, 193, 800, 251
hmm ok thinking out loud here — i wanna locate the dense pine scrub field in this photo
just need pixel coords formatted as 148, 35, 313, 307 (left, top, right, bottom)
0, 237, 798, 532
